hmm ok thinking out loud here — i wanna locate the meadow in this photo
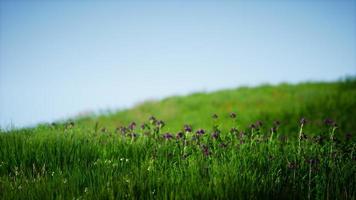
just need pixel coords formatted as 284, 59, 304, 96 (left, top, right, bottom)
0, 79, 355, 199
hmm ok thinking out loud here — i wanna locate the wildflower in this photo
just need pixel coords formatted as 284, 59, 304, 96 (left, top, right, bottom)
163, 133, 173, 140
273, 120, 281, 127
212, 114, 218, 119
287, 162, 298, 170
230, 127, 238, 134
300, 117, 307, 126
250, 124, 256, 129
255, 120, 263, 127
345, 132, 352, 141
184, 124, 192, 133
230, 112, 237, 119
271, 126, 277, 133
196, 129, 205, 135
129, 122, 136, 130
211, 131, 219, 139
299, 132, 308, 140
219, 142, 228, 148
149, 116, 157, 124
176, 132, 184, 139
156, 120, 165, 129
201, 145, 210, 156
313, 135, 324, 144
323, 118, 334, 126
118, 126, 128, 135
141, 123, 146, 130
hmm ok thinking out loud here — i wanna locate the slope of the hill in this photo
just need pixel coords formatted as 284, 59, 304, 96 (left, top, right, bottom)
76, 79, 356, 137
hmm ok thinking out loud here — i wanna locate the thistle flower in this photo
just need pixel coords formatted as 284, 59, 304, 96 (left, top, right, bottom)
163, 133, 173, 140
201, 145, 210, 156
156, 120, 165, 129
149, 116, 157, 125
212, 114, 218, 119
141, 123, 146, 130
300, 117, 307, 126
324, 118, 335, 126
211, 131, 219, 139
119, 126, 128, 135
313, 135, 324, 144
287, 162, 298, 170
184, 124, 192, 133
273, 120, 281, 127
299, 132, 308, 140
230, 112, 237, 119
196, 129, 205, 135
255, 120, 263, 127
230, 127, 238, 134
176, 132, 184, 139
129, 122, 136, 130
345, 132, 352, 141
271, 126, 277, 133
250, 124, 256, 129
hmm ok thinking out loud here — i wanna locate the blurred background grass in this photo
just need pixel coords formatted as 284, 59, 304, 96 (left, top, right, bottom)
71, 78, 356, 138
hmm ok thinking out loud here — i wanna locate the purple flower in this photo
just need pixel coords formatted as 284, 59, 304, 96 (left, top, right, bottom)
299, 132, 307, 141
201, 145, 210, 156
287, 162, 298, 170
156, 120, 165, 128
274, 120, 281, 127
300, 117, 307, 126
118, 126, 128, 135
149, 116, 157, 124
163, 133, 173, 140
313, 135, 324, 144
211, 131, 219, 139
230, 112, 237, 119
127, 133, 138, 138
196, 129, 205, 135
176, 132, 184, 139
184, 124, 192, 133
255, 120, 263, 127
230, 127, 238, 134
250, 124, 256, 129
129, 122, 136, 130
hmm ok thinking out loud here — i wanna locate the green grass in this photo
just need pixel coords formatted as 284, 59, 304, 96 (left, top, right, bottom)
1, 79, 356, 199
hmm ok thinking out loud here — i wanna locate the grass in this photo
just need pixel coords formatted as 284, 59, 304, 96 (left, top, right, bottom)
0, 79, 356, 199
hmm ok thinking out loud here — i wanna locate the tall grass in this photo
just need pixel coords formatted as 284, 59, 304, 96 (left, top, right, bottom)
0, 80, 355, 199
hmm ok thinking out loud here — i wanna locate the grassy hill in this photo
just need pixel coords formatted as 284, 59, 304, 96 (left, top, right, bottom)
78, 79, 356, 137
1, 79, 356, 199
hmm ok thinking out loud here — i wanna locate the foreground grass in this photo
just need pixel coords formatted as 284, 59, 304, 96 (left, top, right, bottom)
1, 80, 356, 199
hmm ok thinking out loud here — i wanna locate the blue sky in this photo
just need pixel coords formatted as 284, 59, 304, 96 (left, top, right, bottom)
0, 0, 355, 128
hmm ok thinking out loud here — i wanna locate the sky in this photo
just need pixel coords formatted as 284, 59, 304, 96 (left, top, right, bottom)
0, 0, 355, 128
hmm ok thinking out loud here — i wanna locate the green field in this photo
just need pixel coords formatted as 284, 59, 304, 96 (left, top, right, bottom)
1, 79, 356, 199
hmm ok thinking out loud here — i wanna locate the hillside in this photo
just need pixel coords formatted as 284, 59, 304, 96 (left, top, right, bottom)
77, 79, 356, 137
1, 79, 355, 199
